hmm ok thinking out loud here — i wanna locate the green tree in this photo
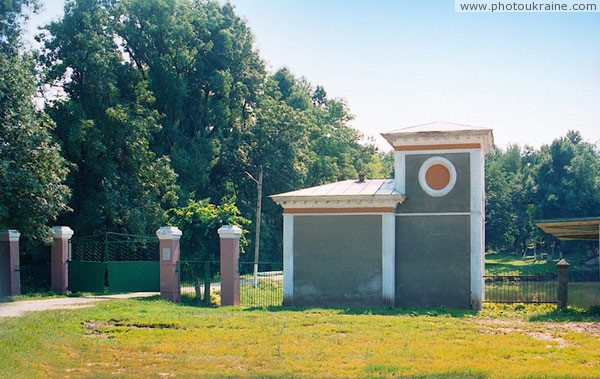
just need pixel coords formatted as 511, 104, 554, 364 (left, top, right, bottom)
531, 131, 600, 220
167, 199, 249, 261
166, 199, 249, 302
115, 0, 265, 202
37, 0, 400, 265
484, 133, 599, 257
485, 148, 518, 251
42, 0, 178, 235
0, 0, 70, 242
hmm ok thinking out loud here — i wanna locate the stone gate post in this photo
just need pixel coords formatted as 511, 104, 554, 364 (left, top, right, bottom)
556, 259, 570, 310
218, 225, 242, 306
156, 226, 182, 303
51, 226, 74, 293
0, 230, 21, 297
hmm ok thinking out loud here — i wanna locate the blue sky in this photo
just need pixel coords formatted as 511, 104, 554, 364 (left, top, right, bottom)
26, 0, 600, 150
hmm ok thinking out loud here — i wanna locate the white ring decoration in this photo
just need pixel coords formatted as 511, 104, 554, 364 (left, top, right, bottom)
418, 156, 457, 197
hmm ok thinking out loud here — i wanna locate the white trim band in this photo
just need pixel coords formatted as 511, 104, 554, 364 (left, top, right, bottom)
396, 212, 472, 217
283, 214, 294, 305
381, 213, 395, 307
156, 226, 183, 241
0, 230, 20, 242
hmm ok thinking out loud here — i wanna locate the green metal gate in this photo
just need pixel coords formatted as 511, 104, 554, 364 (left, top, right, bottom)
69, 232, 159, 293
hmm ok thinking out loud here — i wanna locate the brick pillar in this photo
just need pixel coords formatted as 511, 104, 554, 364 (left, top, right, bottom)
0, 230, 21, 297
51, 226, 74, 293
157, 226, 182, 303
556, 259, 570, 310
218, 225, 242, 306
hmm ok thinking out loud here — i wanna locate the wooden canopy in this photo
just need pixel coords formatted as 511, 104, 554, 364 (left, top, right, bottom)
536, 217, 600, 241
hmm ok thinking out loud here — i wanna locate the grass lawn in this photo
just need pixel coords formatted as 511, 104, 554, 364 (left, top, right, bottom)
485, 253, 600, 308
485, 253, 560, 275
1, 298, 599, 378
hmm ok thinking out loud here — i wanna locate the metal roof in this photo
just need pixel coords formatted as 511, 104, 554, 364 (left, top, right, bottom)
383, 121, 490, 134
536, 217, 600, 241
380, 121, 494, 154
270, 178, 406, 211
271, 179, 398, 198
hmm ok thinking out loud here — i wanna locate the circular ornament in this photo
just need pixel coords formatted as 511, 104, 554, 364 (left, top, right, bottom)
418, 156, 457, 197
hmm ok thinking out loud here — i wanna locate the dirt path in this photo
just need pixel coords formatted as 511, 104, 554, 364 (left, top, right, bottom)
0, 292, 158, 318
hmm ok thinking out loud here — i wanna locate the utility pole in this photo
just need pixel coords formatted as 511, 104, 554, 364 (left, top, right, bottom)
244, 166, 263, 288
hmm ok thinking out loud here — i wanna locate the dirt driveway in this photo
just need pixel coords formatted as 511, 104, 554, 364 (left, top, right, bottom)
0, 292, 158, 318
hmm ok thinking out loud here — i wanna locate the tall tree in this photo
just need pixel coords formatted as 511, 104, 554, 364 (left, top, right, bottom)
0, 0, 71, 242
42, 0, 178, 235
484, 134, 599, 255
115, 0, 266, 202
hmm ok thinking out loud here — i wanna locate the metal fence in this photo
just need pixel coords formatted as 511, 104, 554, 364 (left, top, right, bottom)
568, 269, 600, 308
484, 271, 600, 308
180, 260, 220, 306
70, 232, 158, 262
239, 261, 283, 308
180, 260, 283, 307
68, 232, 160, 293
484, 275, 558, 304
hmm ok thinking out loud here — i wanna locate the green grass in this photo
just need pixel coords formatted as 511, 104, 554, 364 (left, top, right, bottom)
240, 279, 283, 307
485, 253, 559, 275
0, 291, 65, 303
1, 299, 599, 378
485, 252, 599, 308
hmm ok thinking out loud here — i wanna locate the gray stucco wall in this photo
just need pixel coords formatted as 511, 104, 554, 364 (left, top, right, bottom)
0, 243, 9, 296
395, 215, 471, 308
398, 153, 470, 213
293, 215, 382, 307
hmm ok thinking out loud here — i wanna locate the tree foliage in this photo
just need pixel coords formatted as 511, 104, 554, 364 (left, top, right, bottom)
0, 0, 70, 242
166, 199, 250, 261
42, 0, 179, 236
6, 0, 593, 263
36, 0, 389, 260
485, 132, 600, 255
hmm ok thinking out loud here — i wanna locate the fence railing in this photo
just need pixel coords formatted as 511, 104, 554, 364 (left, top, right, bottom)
179, 260, 283, 307
484, 275, 558, 304
180, 260, 220, 306
239, 261, 283, 308
568, 270, 600, 308
484, 266, 600, 308
70, 232, 158, 262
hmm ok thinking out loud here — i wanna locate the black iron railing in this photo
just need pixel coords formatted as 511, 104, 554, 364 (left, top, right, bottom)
179, 260, 283, 307
484, 275, 558, 304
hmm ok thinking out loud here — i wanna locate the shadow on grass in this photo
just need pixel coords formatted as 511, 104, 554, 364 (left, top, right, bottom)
0, 291, 65, 303
485, 252, 557, 275
528, 305, 600, 322
131, 295, 163, 302
241, 305, 478, 318
128, 294, 600, 322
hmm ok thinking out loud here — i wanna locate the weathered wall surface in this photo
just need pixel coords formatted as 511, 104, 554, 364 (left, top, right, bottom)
397, 153, 470, 213
0, 243, 9, 296
395, 215, 471, 308
293, 215, 382, 307
394, 152, 473, 308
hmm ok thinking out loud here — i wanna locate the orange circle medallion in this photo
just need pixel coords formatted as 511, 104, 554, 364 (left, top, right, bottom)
425, 164, 451, 190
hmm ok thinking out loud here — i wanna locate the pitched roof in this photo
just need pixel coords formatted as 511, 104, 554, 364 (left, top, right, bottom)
272, 179, 397, 198
381, 121, 494, 153
536, 217, 600, 241
384, 121, 489, 134
270, 179, 406, 211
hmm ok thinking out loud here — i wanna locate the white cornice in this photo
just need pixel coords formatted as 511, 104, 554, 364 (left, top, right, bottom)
217, 225, 243, 239
272, 194, 406, 209
381, 129, 494, 154
156, 226, 183, 241
52, 226, 74, 239
0, 230, 20, 242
